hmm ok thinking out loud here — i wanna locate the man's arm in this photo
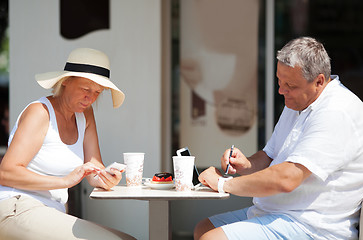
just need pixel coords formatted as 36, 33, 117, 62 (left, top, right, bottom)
200, 159, 311, 197
224, 161, 312, 197
241, 150, 273, 175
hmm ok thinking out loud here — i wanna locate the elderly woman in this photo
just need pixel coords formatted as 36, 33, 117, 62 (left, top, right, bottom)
0, 48, 135, 240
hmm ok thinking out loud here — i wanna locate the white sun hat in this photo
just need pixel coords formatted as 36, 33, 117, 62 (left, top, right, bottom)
35, 48, 125, 108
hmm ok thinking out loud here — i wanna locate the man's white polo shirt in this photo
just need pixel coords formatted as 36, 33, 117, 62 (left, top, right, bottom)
249, 76, 363, 240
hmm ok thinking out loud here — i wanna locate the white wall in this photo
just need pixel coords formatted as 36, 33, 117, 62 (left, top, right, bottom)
10, 1, 162, 239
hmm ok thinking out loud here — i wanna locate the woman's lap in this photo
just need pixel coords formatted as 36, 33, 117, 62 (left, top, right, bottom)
209, 207, 313, 240
0, 195, 132, 240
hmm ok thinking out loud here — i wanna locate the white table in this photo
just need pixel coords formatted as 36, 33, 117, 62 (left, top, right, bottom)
90, 185, 230, 240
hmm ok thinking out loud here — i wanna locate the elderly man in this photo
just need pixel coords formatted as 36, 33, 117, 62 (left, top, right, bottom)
194, 37, 363, 240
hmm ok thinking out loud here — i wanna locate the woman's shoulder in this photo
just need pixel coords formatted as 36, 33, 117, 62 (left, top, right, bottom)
18, 101, 50, 126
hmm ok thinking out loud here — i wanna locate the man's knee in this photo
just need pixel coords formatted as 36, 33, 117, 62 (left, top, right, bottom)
194, 218, 215, 240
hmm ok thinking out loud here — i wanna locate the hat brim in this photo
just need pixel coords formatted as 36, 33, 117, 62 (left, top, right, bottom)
35, 71, 125, 108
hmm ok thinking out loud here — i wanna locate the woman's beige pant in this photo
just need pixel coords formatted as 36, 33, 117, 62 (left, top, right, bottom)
0, 195, 135, 240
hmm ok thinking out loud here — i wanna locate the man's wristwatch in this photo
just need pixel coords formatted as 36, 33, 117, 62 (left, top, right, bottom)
218, 176, 233, 193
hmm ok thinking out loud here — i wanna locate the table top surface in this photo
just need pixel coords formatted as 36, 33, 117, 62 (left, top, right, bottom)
90, 185, 230, 201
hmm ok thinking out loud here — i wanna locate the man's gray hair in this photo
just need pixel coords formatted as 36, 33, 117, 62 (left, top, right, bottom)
277, 37, 331, 82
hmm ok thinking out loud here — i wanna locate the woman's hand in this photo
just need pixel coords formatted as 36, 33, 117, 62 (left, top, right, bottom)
63, 162, 100, 188
94, 167, 124, 191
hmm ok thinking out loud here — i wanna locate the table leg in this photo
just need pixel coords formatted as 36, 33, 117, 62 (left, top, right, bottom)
149, 200, 170, 240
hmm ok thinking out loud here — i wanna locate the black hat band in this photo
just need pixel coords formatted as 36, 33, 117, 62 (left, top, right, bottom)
64, 62, 110, 78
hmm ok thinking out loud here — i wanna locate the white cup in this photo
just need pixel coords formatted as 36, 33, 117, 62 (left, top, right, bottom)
123, 153, 145, 187
173, 156, 195, 192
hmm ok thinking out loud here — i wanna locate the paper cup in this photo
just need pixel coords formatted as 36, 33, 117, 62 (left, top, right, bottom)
173, 156, 195, 192
123, 153, 145, 187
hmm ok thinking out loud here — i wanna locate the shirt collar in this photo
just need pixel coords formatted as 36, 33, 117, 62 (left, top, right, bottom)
304, 75, 340, 112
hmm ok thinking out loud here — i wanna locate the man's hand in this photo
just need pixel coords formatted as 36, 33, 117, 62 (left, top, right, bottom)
221, 147, 251, 175
198, 166, 223, 192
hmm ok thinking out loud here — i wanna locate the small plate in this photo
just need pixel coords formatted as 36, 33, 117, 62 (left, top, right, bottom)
144, 181, 175, 190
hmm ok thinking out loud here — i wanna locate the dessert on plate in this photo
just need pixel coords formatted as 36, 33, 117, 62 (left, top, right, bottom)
151, 172, 173, 184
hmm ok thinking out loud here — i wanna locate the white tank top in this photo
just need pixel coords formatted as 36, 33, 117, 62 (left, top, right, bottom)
0, 97, 85, 212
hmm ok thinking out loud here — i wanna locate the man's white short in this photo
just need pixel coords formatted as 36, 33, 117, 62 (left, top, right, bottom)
209, 207, 313, 240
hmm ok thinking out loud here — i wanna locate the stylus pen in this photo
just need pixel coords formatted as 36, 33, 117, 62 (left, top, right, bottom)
225, 145, 234, 175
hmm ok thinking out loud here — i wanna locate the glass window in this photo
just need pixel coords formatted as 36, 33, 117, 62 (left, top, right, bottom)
0, 0, 8, 159
275, 0, 363, 122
